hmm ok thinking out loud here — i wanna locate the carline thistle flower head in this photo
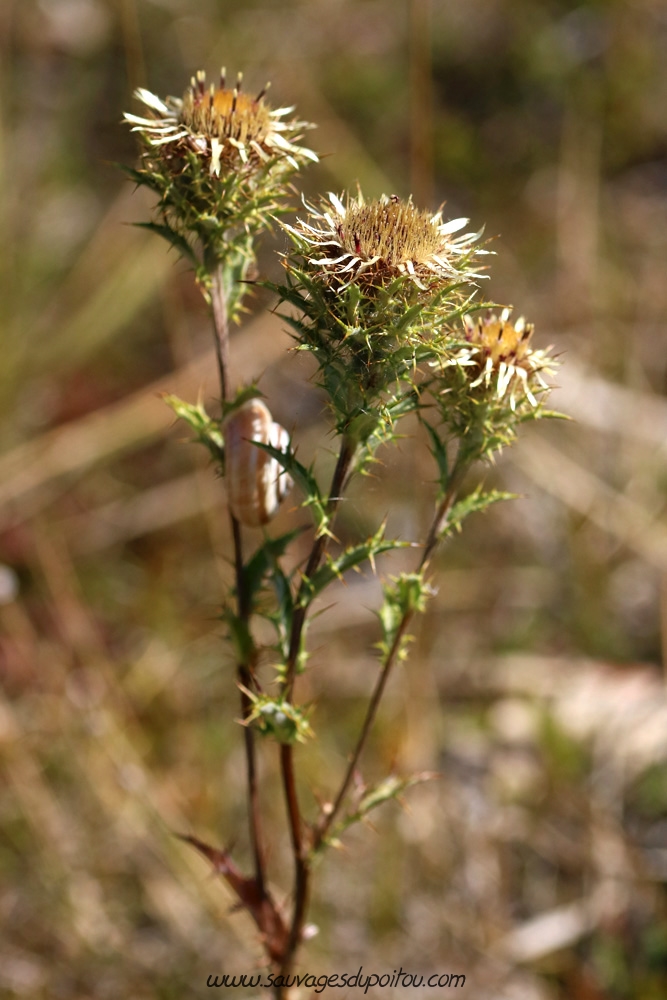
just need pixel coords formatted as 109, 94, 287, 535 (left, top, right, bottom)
449, 308, 556, 409
283, 191, 488, 290
124, 68, 317, 177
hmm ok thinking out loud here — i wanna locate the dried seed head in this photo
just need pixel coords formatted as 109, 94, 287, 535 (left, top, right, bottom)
339, 199, 445, 266
284, 191, 487, 289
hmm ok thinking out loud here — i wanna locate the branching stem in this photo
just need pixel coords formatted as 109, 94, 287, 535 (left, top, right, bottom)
314, 454, 470, 850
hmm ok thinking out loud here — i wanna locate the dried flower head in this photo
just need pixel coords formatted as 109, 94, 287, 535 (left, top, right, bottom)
124, 68, 317, 176
284, 191, 487, 289
449, 308, 555, 408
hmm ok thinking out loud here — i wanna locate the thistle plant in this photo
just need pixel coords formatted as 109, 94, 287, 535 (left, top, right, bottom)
123, 69, 558, 997
122, 68, 317, 392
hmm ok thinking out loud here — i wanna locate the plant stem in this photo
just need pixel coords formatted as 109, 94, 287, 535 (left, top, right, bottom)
278, 744, 310, 984
314, 456, 469, 849
209, 262, 266, 894
277, 432, 356, 979
420, 457, 469, 572
284, 434, 355, 698
210, 263, 232, 404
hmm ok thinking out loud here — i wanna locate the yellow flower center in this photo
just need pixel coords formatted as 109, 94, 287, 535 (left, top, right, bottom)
467, 315, 533, 368
181, 85, 272, 146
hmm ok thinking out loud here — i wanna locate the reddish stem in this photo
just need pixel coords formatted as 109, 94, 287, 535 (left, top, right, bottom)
277, 433, 356, 976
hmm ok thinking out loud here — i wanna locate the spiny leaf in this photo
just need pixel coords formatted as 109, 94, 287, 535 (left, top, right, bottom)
529, 407, 570, 422
320, 772, 438, 849
243, 529, 304, 606
300, 525, 410, 608
115, 162, 165, 194
134, 221, 199, 267
253, 441, 330, 539
421, 419, 449, 490
266, 562, 294, 664
440, 485, 516, 539
220, 384, 265, 423
376, 571, 432, 660
393, 299, 425, 332
243, 530, 302, 654
163, 394, 224, 464
221, 606, 254, 664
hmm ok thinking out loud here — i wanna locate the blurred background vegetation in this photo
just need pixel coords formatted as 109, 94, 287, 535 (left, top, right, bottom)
2, 0, 667, 997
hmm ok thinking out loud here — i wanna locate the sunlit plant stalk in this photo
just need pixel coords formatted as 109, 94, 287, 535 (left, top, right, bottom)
123, 67, 318, 973
123, 68, 558, 998
265, 196, 557, 981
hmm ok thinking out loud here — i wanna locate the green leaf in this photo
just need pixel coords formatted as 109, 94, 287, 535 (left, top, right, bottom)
320, 771, 437, 849
421, 419, 449, 491
115, 162, 165, 194
300, 524, 410, 607
393, 299, 425, 333
440, 485, 516, 539
220, 385, 265, 423
350, 390, 421, 473
163, 394, 224, 465
243, 529, 303, 605
376, 571, 432, 660
267, 562, 295, 665
253, 441, 331, 539
242, 530, 302, 657
532, 408, 570, 422
221, 606, 254, 664
134, 221, 199, 267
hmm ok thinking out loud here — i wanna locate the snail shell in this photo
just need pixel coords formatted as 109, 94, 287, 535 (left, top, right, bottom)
222, 399, 293, 527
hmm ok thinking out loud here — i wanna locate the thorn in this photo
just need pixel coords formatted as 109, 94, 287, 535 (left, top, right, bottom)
256, 81, 271, 102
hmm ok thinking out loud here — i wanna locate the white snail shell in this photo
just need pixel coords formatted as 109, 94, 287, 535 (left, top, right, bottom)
222, 399, 293, 527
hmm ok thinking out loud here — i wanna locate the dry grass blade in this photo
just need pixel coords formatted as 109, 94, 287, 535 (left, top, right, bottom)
514, 435, 667, 570
0, 312, 289, 524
